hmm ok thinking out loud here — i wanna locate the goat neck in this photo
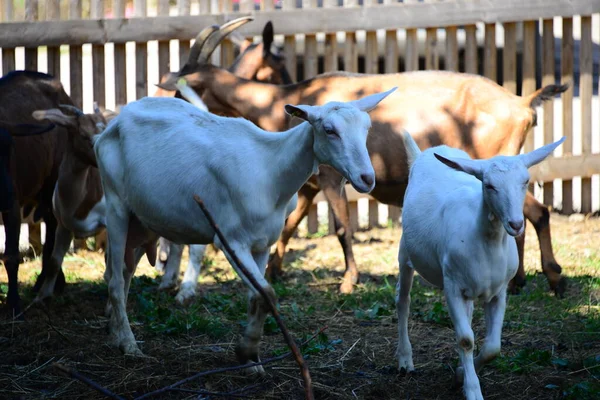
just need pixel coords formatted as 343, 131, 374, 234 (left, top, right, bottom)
267, 122, 318, 204
183, 65, 296, 132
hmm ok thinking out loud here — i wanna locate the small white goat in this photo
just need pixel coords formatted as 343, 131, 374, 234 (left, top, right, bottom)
396, 131, 565, 400
94, 87, 396, 361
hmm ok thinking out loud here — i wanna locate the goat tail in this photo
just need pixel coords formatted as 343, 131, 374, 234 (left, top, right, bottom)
175, 78, 209, 112
524, 83, 569, 108
401, 130, 421, 169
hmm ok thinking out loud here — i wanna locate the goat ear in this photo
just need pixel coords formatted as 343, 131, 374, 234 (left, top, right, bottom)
434, 153, 484, 180
32, 109, 76, 128
349, 87, 397, 113
519, 136, 566, 168
284, 104, 310, 122
262, 21, 274, 56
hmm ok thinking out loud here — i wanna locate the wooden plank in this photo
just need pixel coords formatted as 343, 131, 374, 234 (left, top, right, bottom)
91, 1, 105, 109
46, 0, 61, 77
3, 1, 597, 47
2, 0, 15, 74
383, 0, 397, 75
343, 31, 358, 73
580, 16, 592, 213
304, 34, 317, 78
220, 0, 235, 68
157, 0, 170, 80
561, 17, 573, 214
282, 0, 296, 81
464, 24, 477, 74
522, 20, 536, 154
349, 201, 359, 233
24, 0, 38, 71
303, 0, 318, 78
406, 28, 418, 71
324, 0, 338, 72
365, 30, 378, 73
528, 154, 600, 182
178, 0, 191, 67
425, 27, 438, 70
484, 23, 497, 81
445, 26, 458, 72
307, 204, 318, 234
542, 18, 554, 207
368, 200, 379, 229
503, 22, 517, 93
69, 1, 83, 108
114, 0, 127, 107
134, 0, 148, 100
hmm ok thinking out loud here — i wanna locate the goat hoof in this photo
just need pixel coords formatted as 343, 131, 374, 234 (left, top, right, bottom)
553, 277, 567, 299
241, 363, 266, 376
175, 289, 196, 306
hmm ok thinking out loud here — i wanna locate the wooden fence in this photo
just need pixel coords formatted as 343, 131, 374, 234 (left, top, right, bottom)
0, 0, 599, 239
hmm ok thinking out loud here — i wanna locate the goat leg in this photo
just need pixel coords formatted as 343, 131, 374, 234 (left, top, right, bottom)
267, 184, 319, 281
319, 176, 359, 294
508, 227, 527, 294
523, 193, 566, 297
2, 205, 22, 317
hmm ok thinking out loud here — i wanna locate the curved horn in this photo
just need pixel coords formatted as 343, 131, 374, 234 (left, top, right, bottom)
58, 104, 84, 116
182, 24, 220, 73
197, 16, 254, 64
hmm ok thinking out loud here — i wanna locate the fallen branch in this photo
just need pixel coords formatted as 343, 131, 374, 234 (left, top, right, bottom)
52, 363, 126, 400
192, 194, 314, 399
135, 322, 326, 400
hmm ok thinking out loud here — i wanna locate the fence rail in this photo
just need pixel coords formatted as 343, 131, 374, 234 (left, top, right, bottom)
1, 0, 599, 239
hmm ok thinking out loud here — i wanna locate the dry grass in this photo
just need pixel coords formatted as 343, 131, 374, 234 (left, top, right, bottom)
1, 213, 599, 399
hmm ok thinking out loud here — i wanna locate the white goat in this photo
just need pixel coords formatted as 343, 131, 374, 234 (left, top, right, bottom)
396, 132, 565, 400
153, 79, 209, 304
94, 87, 396, 362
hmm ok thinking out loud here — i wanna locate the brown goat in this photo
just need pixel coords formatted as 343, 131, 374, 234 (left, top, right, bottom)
0, 70, 99, 316
159, 63, 568, 297
30, 105, 107, 301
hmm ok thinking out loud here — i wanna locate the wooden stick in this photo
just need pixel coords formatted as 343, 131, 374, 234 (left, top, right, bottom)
135, 325, 326, 400
52, 363, 126, 400
192, 194, 314, 400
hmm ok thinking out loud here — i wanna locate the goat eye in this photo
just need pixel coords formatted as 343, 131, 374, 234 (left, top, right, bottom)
325, 127, 338, 137
485, 184, 496, 192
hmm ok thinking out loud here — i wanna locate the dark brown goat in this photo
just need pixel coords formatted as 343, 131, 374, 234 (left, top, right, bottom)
0, 70, 101, 316
159, 57, 569, 297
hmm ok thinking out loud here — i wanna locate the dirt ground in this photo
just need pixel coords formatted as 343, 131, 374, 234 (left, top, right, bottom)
0, 213, 599, 400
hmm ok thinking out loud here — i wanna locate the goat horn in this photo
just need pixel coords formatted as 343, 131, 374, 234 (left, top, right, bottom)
197, 16, 254, 64
93, 101, 101, 115
184, 24, 220, 72
58, 104, 84, 116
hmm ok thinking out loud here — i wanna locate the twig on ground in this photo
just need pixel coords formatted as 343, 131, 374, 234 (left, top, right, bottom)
135, 326, 327, 400
52, 363, 126, 400
192, 194, 314, 399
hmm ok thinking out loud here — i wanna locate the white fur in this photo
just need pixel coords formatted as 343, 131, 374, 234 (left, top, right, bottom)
395, 131, 564, 400
155, 238, 207, 305
95, 88, 395, 356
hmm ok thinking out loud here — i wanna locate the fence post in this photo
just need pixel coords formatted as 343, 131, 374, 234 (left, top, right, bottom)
580, 16, 592, 213
561, 17, 574, 214
542, 18, 555, 207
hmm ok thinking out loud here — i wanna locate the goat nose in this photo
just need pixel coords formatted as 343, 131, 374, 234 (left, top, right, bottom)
508, 220, 524, 232
360, 173, 374, 187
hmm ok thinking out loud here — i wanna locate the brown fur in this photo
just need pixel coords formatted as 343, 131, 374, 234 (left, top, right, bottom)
0, 71, 89, 315
176, 65, 568, 295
